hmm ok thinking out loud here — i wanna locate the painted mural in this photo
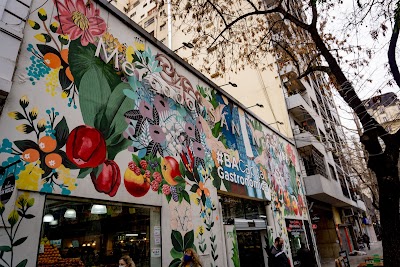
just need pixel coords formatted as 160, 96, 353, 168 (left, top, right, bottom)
0, 0, 308, 266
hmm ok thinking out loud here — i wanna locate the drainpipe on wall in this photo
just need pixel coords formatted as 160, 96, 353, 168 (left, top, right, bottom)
166, 0, 172, 49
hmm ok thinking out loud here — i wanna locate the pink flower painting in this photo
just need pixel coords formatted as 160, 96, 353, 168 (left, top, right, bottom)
54, 0, 106, 46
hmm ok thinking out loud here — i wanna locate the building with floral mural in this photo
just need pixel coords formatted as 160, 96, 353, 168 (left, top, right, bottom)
108, 0, 368, 266
0, 0, 318, 267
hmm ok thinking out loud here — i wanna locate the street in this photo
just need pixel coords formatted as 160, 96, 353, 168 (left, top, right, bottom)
321, 241, 383, 267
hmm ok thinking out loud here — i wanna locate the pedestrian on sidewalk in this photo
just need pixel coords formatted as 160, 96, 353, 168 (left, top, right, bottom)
362, 233, 370, 250
297, 243, 317, 267
267, 237, 290, 267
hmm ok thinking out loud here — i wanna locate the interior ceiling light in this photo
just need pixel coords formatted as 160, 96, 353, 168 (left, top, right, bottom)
91, 204, 107, 214
64, 208, 77, 219
43, 214, 54, 223
49, 219, 58, 225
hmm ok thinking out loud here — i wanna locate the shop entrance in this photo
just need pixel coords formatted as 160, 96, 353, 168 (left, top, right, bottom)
237, 231, 265, 267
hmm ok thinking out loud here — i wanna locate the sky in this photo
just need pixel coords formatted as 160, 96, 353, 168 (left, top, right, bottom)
327, 1, 398, 137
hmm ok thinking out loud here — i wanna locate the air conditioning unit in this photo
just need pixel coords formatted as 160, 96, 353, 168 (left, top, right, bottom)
293, 125, 300, 135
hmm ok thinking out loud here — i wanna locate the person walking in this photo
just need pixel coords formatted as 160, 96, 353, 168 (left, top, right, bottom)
362, 233, 370, 250
119, 255, 136, 267
297, 243, 316, 267
178, 248, 202, 267
268, 237, 290, 267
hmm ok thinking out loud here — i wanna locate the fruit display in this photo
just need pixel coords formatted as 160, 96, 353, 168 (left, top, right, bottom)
38, 238, 84, 266
37, 241, 61, 265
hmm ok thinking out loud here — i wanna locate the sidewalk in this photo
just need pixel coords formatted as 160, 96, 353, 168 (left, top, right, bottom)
320, 241, 383, 267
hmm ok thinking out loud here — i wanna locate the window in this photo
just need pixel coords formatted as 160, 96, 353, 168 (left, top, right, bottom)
38, 196, 159, 267
143, 3, 147, 7
130, 12, 136, 18
133, 1, 140, 7
140, 14, 145, 19
380, 106, 385, 114
382, 117, 388, 122
149, 31, 155, 36
144, 17, 155, 28
160, 23, 166, 31
161, 38, 166, 43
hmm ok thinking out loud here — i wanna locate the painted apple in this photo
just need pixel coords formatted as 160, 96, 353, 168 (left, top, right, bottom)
161, 156, 181, 186
66, 125, 106, 168
124, 168, 150, 197
91, 160, 121, 197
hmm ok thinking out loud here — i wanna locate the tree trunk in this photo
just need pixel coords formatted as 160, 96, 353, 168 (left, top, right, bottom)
307, 25, 400, 267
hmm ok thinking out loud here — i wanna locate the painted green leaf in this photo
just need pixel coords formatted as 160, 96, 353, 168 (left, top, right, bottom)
54, 117, 69, 149
103, 82, 134, 140
211, 167, 221, 189
16, 259, 28, 267
0, 246, 11, 252
168, 258, 181, 267
166, 193, 172, 203
182, 190, 190, 204
59, 67, 72, 89
183, 230, 194, 250
79, 68, 111, 128
58, 150, 78, 169
171, 230, 184, 252
78, 168, 93, 178
170, 247, 183, 259
190, 184, 199, 193
13, 236, 28, 246
108, 139, 131, 160
14, 140, 40, 152
69, 39, 121, 89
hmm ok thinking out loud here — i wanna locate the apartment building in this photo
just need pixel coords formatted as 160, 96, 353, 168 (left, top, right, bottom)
363, 92, 400, 134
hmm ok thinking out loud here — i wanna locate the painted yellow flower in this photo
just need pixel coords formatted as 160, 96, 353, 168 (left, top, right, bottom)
8, 111, 24, 120
190, 193, 200, 206
51, 21, 59, 28
16, 124, 30, 133
195, 225, 204, 237
17, 163, 44, 191
103, 32, 126, 53
58, 165, 77, 191
61, 91, 69, 99
134, 41, 145, 51
126, 46, 135, 62
30, 107, 38, 120
16, 192, 31, 209
19, 95, 29, 108
8, 210, 19, 226
37, 118, 46, 131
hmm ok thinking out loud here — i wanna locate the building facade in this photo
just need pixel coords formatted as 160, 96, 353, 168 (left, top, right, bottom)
108, 0, 368, 264
0, 1, 315, 267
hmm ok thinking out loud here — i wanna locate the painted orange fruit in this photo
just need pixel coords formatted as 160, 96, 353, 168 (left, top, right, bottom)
39, 136, 57, 153
199, 181, 204, 190
196, 188, 202, 196
43, 53, 61, 69
22, 148, 40, 162
204, 188, 210, 197
45, 153, 62, 169
60, 49, 69, 64
65, 66, 74, 81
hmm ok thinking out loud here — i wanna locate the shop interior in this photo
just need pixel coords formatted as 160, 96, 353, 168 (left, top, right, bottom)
38, 196, 153, 267
220, 194, 267, 267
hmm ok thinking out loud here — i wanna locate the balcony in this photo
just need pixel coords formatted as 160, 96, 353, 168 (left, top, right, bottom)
303, 174, 358, 208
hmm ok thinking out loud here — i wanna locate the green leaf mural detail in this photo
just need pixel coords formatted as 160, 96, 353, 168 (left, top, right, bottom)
168, 258, 181, 267
15, 259, 28, 267
54, 117, 69, 149
103, 83, 135, 141
183, 230, 194, 251
12, 237, 27, 247
79, 68, 111, 129
170, 247, 183, 259
171, 230, 184, 252
69, 39, 121, 89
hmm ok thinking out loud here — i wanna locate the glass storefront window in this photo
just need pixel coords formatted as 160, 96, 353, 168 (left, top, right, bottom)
38, 196, 158, 267
285, 219, 308, 267
220, 194, 267, 223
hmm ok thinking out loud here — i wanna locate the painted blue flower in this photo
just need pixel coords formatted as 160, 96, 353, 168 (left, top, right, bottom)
0, 138, 12, 153
40, 183, 53, 193
205, 197, 212, 209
